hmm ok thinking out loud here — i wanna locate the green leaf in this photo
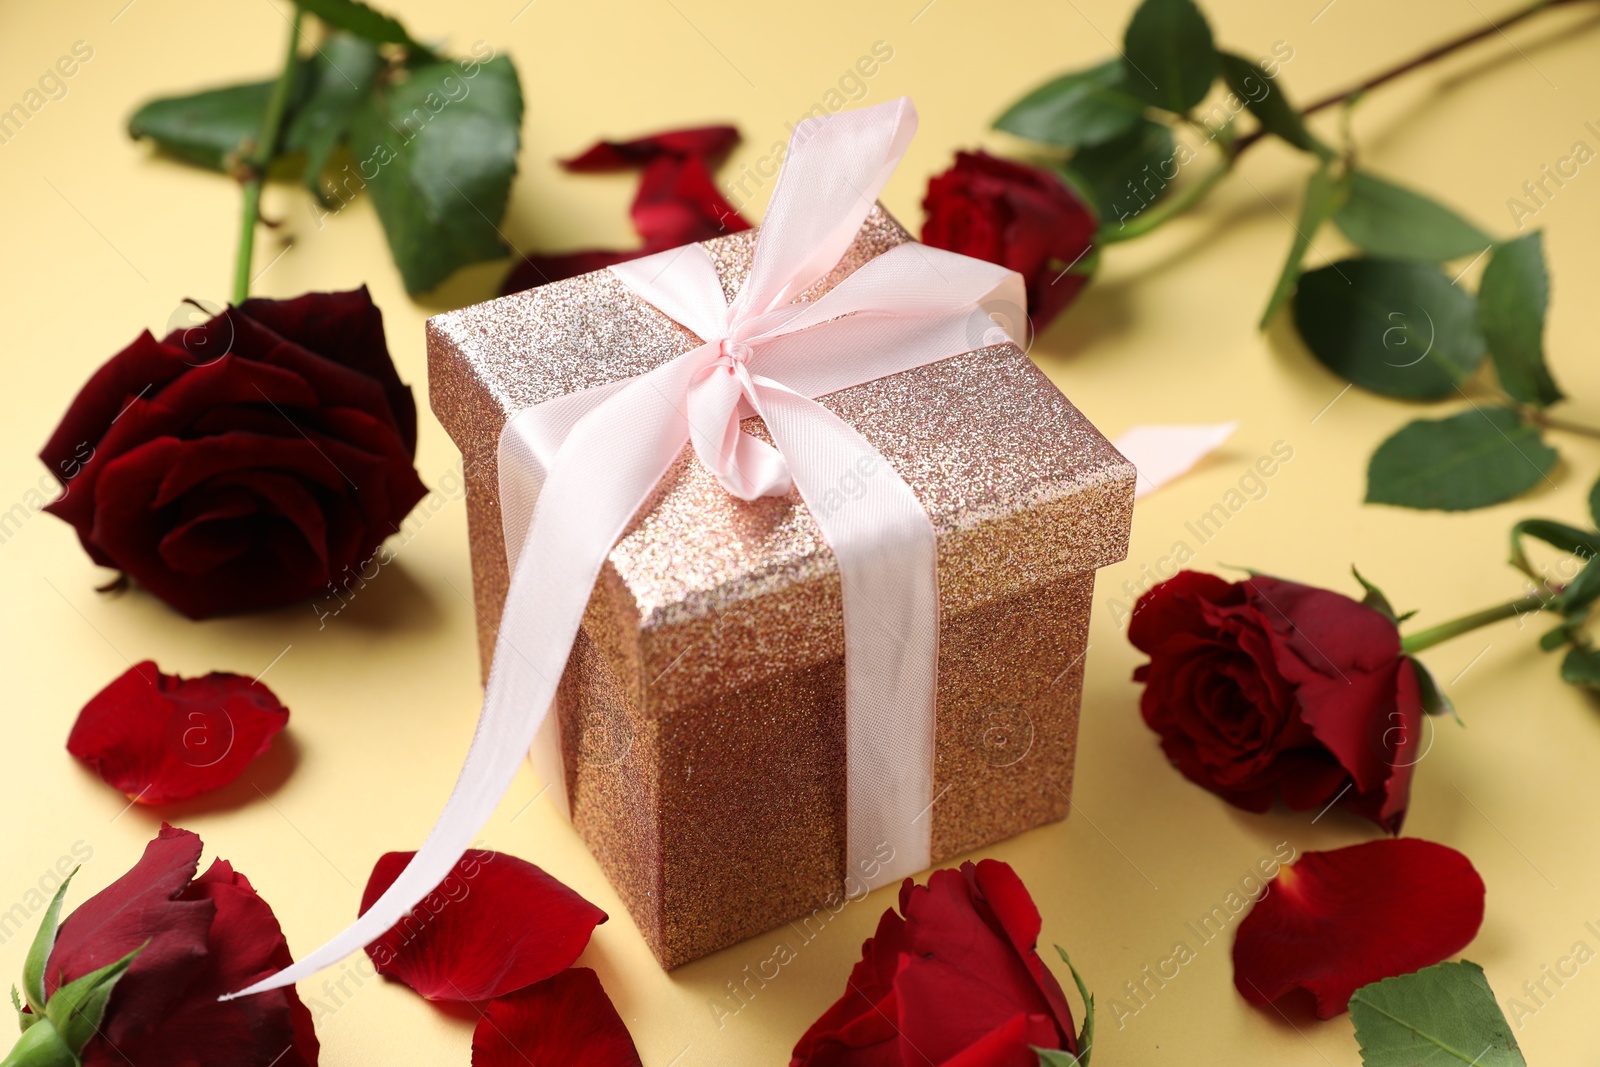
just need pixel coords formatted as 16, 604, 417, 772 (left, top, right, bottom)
1066, 118, 1176, 227
1293, 258, 1487, 399
1540, 621, 1575, 651
295, 0, 434, 55
994, 61, 1148, 148
1366, 406, 1556, 511
1350, 961, 1525, 1066
1219, 51, 1330, 157
42, 946, 140, 1058
349, 54, 524, 294
1058, 946, 1095, 1067
1259, 162, 1343, 329
1408, 656, 1458, 722
1478, 231, 1561, 407
1509, 518, 1600, 576
1559, 553, 1600, 616
1333, 171, 1493, 263
1122, 0, 1218, 113
282, 34, 385, 200
21, 871, 76, 1016
128, 76, 285, 171
1561, 645, 1600, 687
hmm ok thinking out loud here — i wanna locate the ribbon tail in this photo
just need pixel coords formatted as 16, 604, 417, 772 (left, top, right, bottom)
749, 376, 938, 892
225, 357, 698, 1000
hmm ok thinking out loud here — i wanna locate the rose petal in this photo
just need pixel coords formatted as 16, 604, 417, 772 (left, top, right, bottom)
1233, 838, 1485, 1018
470, 968, 640, 1067
361, 849, 607, 1001
561, 125, 741, 169
67, 662, 290, 805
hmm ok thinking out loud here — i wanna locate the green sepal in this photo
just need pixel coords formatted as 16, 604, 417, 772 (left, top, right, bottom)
1407, 656, 1458, 723
42, 945, 142, 1059
1561, 645, 1600, 688
21, 870, 77, 1016
9, 988, 29, 1034
1351, 566, 1399, 622
0, 1017, 77, 1067
1057, 946, 1094, 1067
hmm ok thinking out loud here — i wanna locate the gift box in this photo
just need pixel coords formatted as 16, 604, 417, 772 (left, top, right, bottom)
426, 201, 1135, 967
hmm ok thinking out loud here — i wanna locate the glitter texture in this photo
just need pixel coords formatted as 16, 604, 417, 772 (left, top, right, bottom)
427, 206, 1134, 967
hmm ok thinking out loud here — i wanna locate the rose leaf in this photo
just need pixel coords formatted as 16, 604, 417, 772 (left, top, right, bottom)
1219, 51, 1331, 158
994, 60, 1147, 149
282, 33, 384, 201
1065, 118, 1175, 227
295, 0, 434, 56
1561, 645, 1600, 687
1259, 161, 1343, 329
1478, 231, 1561, 407
1332, 171, 1493, 263
1121, 0, 1218, 114
1292, 257, 1486, 399
128, 74, 298, 172
1366, 406, 1556, 511
348, 53, 524, 294
1350, 961, 1525, 1067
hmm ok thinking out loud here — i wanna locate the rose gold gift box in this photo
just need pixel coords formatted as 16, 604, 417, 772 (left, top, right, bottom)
426, 207, 1135, 968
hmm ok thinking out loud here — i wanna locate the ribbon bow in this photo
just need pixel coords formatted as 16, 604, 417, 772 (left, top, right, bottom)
233, 97, 1029, 998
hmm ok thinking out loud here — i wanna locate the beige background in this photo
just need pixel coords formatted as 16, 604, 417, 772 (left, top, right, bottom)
4, 0, 1600, 1063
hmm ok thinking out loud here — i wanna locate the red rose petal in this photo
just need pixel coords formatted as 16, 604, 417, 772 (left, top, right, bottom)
67, 662, 289, 805
360, 849, 607, 1001
561, 125, 741, 170
1233, 838, 1485, 1018
470, 968, 640, 1067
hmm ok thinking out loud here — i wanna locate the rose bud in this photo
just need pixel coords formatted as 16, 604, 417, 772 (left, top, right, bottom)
792, 859, 1087, 1066
921, 150, 1097, 330
1129, 570, 1425, 832
40, 287, 426, 619
4, 825, 318, 1067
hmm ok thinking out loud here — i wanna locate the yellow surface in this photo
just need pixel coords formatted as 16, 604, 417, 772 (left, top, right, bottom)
4, 0, 1600, 1063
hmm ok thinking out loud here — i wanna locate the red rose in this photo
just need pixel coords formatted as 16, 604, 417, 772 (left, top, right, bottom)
38, 825, 318, 1066
1129, 571, 1424, 832
921, 150, 1097, 329
40, 287, 425, 619
792, 860, 1081, 1067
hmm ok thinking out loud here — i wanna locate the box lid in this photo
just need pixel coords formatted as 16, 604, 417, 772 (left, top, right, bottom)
427, 207, 1134, 709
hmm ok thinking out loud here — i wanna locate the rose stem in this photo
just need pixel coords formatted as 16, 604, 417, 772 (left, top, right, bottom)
231, 5, 305, 305
1115, 0, 1592, 241
1400, 592, 1553, 654
1232, 0, 1588, 156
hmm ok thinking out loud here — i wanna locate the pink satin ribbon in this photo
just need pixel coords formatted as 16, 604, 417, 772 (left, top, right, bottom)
232, 97, 1026, 998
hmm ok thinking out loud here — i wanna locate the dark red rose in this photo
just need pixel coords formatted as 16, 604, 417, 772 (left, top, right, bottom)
503, 125, 751, 295
67, 661, 289, 804
40, 287, 425, 619
1234, 838, 1485, 1017
792, 859, 1080, 1067
360, 848, 607, 1001
470, 969, 641, 1067
1130, 571, 1424, 832
45, 825, 318, 1066
921, 150, 1097, 329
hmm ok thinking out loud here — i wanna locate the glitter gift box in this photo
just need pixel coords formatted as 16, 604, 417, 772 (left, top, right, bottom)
426, 206, 1135, 968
